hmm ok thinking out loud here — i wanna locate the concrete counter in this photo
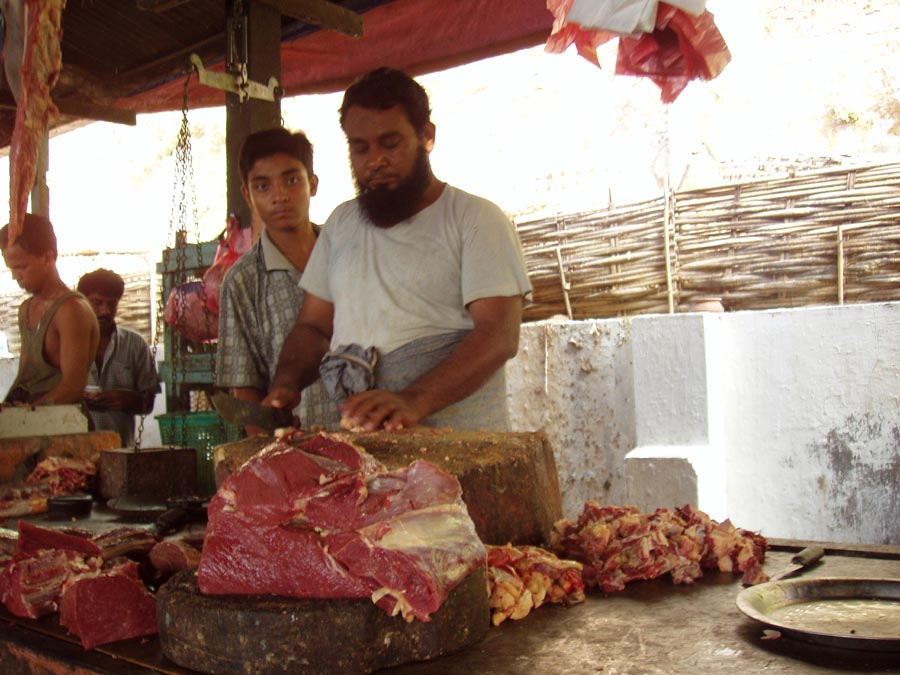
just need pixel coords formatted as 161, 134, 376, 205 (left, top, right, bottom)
0, 541, 897, 674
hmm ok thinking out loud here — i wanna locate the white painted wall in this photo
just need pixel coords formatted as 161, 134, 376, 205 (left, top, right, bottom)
506, 318, 636, 518
506, 302, 900, 545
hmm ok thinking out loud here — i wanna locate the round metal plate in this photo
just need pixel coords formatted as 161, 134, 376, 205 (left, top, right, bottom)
737, 577, 900, 652
106, 496, 168, 520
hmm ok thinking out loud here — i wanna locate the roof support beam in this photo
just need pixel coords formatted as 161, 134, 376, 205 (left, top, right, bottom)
135, 0, 194, 11
225, 0, 282, 230
257, 0, 363, 37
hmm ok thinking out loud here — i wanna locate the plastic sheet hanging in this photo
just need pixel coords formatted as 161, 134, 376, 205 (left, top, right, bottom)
545, 0, 731, 103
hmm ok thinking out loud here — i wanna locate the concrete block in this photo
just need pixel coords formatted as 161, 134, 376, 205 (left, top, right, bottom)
625, 444, 726, 520
0, 405, 89, 439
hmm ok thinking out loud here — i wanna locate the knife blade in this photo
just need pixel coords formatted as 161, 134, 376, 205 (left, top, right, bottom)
767, 545, 826, 583
211, 391, 295, 433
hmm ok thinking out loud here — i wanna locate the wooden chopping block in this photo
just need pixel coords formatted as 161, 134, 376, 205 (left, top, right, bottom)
0, 430, 121, 483
213, 429, 563, 547
157, 566, 490, 675
98, 447, 198, 500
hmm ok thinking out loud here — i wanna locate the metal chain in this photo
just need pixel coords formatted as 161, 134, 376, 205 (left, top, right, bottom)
173, 70, 199, 448
136, 71, 196, 450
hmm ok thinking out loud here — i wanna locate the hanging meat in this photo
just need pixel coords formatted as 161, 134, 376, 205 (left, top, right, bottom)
1, 0, 66, 245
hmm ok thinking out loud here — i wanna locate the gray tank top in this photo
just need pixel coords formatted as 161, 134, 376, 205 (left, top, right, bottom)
10, 291, 79, 402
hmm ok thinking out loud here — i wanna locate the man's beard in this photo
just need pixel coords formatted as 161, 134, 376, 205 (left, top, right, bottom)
355, 147, 433, 228
97, 317, 115, 334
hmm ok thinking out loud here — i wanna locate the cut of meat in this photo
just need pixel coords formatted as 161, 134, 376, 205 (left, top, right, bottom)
1, 548, 100, 618
149, 539, 201, 577
0, 526, 17, 564
59, 560, 157, 650
15, 520, 102, 559
551, 502, 768, 592
26, 456, 97, 496
199, 507, 374, 598
210, 436, 377, 528
92, 526, 158, 560
0, 521, 104, 618
0, 456, 96, 518
326, 503, 487, 622
199, 433, 486, 622
486, 543, 585, 626
7, 0, 66, 245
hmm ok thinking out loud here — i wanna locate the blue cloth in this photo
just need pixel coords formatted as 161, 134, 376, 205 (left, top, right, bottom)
318, 344, 378, 403
318, 330, 510, 431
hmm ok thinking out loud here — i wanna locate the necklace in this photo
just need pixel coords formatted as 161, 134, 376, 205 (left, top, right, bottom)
26, 291, 66, 331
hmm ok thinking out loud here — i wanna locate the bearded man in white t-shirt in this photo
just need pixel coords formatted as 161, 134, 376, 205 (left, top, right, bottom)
265, 67, 532, 433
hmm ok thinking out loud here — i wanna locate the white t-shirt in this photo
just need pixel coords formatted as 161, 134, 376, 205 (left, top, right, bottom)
301, 184, 532, 354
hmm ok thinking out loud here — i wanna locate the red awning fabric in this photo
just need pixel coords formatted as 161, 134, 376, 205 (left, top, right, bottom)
118, 0, 554, 114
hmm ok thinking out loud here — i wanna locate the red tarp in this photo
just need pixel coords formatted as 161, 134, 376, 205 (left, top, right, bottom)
117, 0, 554, 114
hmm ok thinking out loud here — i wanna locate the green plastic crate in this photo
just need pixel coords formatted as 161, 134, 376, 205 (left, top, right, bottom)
157, 412, 241, 495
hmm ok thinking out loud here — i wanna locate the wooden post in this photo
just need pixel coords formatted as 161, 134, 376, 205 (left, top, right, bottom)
837, 225, 844, 305
663, 176, 675, 314
225, 0, 282, 230
555, 246, 573, 320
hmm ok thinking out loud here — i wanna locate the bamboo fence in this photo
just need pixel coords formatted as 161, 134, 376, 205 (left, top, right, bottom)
0, 272, 152, 358
2, 161, 899, 350
519, 161, 900, 322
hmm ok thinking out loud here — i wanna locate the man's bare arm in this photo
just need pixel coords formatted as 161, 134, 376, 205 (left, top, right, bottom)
341, 295, 523, 431
263, 293, 334, 411
36, 296, 99, 405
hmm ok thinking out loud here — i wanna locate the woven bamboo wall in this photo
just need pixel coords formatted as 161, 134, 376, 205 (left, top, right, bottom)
1, 161, 897, 349
0, 272, 153, 358
520, 162, 900, 322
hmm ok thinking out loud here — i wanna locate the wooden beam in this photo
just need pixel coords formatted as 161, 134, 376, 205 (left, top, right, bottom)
257, 0, 363, 37
135, 0, 193, 11
55, 99, 137, 126
225, 0, 281, 229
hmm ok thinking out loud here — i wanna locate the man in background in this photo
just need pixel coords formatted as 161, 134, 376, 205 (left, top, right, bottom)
1, 214, 98, 405
216, 126, 340, 434
77, 268, 160, 447
266, 68, 532, 432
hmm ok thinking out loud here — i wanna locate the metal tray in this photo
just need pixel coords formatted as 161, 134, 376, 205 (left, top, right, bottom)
737, 577, 900, 652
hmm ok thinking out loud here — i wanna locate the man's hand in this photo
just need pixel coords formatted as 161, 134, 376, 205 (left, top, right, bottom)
340, 389, 425, 432
262, 385, 302, 413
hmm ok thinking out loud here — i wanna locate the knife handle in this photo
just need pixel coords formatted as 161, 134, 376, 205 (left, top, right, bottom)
790, 545, 825, 566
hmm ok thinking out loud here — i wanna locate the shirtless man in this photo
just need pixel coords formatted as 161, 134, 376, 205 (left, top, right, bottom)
1, 214, 99, 405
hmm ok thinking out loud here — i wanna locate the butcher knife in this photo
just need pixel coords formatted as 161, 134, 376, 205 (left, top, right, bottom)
211, 391, 295, 433
757, 545, 826, 585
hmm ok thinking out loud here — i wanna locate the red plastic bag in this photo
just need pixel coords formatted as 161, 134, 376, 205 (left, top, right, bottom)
202, 215, 252, 314
544, 0, 730, 103
616, 4, 731, 103
164, 280, 218, 343
545, 0, 616, 66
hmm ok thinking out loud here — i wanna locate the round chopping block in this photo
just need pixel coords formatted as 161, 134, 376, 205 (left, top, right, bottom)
157, 568, 490, 675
